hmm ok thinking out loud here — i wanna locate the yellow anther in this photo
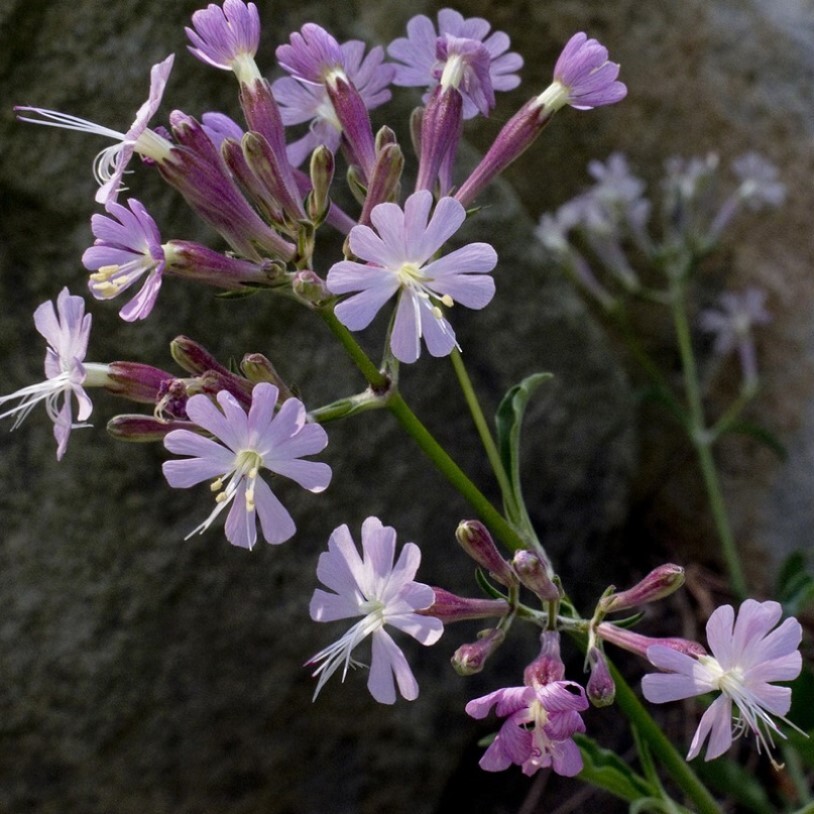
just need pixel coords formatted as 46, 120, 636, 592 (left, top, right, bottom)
432, 305, 443, 320
210, 477, 224, 492
215, 492, 228, 504
441, 294, 454, 308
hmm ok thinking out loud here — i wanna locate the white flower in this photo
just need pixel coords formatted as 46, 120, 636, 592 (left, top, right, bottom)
308, 517, 444, 704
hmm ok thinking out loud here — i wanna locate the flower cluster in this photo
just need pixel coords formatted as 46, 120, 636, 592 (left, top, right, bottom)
4, 0, 805, 805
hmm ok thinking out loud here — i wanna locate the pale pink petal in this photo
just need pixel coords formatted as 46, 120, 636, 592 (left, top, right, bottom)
253, 475, 296, 544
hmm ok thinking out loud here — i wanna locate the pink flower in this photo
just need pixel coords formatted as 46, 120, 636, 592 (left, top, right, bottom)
326, 190, 497, 363
535, 33, 627, 113
16, 56, 174, 204
82, 198, 167, 321
642, 600, 803, 763
388, 9, 522, 119
0, 288, 110, 460
162, 383, 331, 550
466, 679, 589, 776
307, 517, 444, 704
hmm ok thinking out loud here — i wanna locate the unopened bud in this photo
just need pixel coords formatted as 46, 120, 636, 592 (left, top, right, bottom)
375, 125, 398, 152
455, 520, 516, 586
512, 550, 560, 601
586, 646, 615, 707
358, 142, 404, 223
106, 414, 194, 442
596, 622, 707, 660
170, 336, 230, 376
292, 269, 331, 306
308, 145, 335, 223
419, 587, 509, 623
240, 354, 294, 400
451, 628, 505, 676
599, 564, 685, 614
524, 630, 565, 687
106, 362, 174, 403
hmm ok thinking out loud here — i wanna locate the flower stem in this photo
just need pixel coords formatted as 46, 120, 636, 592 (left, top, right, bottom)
320, 307, 526, 553
449, 349, 516, 513
609, 660, 724, 814
387, 392, 526, 552
669, 276, 748, 599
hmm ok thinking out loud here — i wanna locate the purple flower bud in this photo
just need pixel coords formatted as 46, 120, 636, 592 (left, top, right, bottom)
240, 354, 294, 401
308, 145, 335, 223
586, 646, 615, 707
107, 413, 197, 442
512, 550, 560, 601
597, 622, 707, 660
451, 628, 505, 676
524, 630, 566, 687
599, 564, 686, 614
419, 587, 509, 623
242, 131, 307, 224
292, 270, 331, 307
106, 362, 174, 403
160, 113, 296, 261
455, 520, 516, 586
358, 143, 405, 226
415, 85, 463, 193
170, 335, 231, 376
166, 241, 282, 290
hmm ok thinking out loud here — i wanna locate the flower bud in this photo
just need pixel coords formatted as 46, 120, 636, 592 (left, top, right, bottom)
586, 646, 615, 707
307, 145, 335, 223
292, 269, 331, 307
451, 628, 505, 676
512, 550, 560, 601
596, 622, 707, 660
170, 336, 230, 376
240, 354, 294, 400
598, 564, 685, 614
358, 142, 404, 225
523, 630, 565, 687
106, 362, 174, 403
419, 587, 509, 623
106, 414, 195, 442
455, 520, 516, 586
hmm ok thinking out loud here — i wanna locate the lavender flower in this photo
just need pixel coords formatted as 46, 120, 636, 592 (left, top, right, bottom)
732, 152, 786, 210
535, 32, 627, 112
82, 199, 168, 321
273, 30, 394, 168
162, 383, 331, 550
275, 23, 386, 176
699, 288, 771, 387
307, 517, 444, 703
466, 679, 589, 776
388, 9, 522, 119
16, 56, 175, 204
642, 600, 803, 764
186, 0, 262, 84
326, 190, 497, 363
0, 288, 110, 460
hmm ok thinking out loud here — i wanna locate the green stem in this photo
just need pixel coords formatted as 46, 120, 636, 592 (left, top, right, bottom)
320, 307, 526, 553
387, 392, 526, 552
669, 278, 748, 599
319, 306, 388, 391
449, 349, 516, 513
609, 661, 724, 814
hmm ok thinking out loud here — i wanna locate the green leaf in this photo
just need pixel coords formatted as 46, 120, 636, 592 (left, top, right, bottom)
776, 551, 814, 616
575, 734, 655, 803
494, 372, 553, 524
474, 568, 508, 601
721, 420, 787, 460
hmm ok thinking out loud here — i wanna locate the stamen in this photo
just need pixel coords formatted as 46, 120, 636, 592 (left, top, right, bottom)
210, 477, 224, 492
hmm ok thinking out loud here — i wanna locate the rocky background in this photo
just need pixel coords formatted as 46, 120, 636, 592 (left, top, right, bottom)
0, 1, 812, 812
